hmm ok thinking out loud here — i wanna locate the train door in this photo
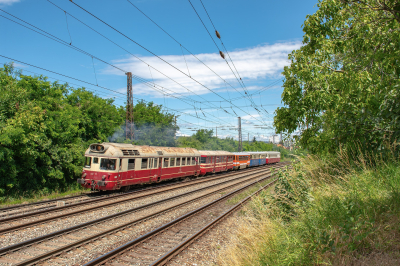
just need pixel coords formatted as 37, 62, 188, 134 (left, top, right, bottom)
212, 156, 216, 173
118, 158, 124, 188
149, 158, 153, 180
158, 157, 163, 180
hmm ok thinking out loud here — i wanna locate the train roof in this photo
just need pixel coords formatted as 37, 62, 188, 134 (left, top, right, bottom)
199, 150, 234, 156
266, 151, 281, 154
151, 146, 201, 156
85, 143, 200, 157
232, 152, 250, 156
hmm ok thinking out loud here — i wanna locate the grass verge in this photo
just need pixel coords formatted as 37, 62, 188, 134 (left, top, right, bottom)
0, 184, 90, 207
218, 150, 400, 265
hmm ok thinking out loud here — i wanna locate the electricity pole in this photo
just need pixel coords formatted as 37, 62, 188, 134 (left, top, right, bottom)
238, 117, 242, 152
126, 72, 134, 140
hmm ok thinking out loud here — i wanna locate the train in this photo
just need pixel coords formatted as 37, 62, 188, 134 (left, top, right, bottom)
77, 142, 280, 191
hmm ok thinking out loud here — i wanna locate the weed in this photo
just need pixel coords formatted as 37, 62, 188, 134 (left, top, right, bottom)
218, 148, 400, 266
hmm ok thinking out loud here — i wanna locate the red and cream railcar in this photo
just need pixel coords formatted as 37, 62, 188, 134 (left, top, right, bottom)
78, 143, 200, 191
199, 150, 234, 176
232, 152, 250, 170
266, 151, 281, 164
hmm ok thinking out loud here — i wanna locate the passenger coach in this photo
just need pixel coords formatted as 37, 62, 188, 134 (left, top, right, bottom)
199, 150, 234, 175
266, 151, 281, 164
232, 152, 250, 170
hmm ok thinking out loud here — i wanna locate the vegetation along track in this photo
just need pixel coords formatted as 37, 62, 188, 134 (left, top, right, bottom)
0, 164, 282, 236
84, 168, 285, 266
0, 163, 289, 265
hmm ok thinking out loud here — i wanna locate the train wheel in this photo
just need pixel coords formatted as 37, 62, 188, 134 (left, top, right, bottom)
121, 185, 130, 192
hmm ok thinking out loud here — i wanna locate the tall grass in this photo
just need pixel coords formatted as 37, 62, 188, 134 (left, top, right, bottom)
0, 183, 89, 207
218, 146, 400, 265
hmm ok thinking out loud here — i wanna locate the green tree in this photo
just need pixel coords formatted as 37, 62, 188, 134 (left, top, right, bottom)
0, 64, 123, 197
274, 0, 400, 154
194, 129, 214, 143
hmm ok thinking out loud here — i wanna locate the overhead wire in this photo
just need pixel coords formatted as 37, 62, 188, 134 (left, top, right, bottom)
0, 10, 239, 128
45, 0, 211, 107
0, 55, 242, 131
47, 0, 256, 124
186, 0, 261, 116
67, 0, 269, 127
125, 0, 260, 109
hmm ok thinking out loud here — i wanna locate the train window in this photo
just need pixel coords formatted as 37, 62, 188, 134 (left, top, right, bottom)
93, 157, 99, 164
191, 157, 196, 165
100, 158, 116, 170
84, 157, 91, 168
141, 158, 148, 169
176, 158, 181, 166
163, 158, 169, 168
154, 159, 157, 168
170, 158, 175, 167
128, 159, 135, 170
182, 158, 186, 166
200, 157, 206, 164
85, 157, 91, 167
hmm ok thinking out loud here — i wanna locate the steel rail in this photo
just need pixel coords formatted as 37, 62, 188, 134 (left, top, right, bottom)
10, 166, 285, 266
0, 166, 280, 234
0, 164, 272, 223
0, 164, 287, 237
0, 166, 280, 258
83, 165, 288, 266
0, 192, 97, 212
151, 178, 279, 265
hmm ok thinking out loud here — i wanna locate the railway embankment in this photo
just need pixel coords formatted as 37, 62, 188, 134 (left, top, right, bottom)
218, 152, 400, 265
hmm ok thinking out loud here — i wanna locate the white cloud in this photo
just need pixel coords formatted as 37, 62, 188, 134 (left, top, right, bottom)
0, 0, 20, 6
105, 41, 300, 97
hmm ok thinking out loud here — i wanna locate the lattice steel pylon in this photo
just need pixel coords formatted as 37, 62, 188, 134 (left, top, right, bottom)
238, 117, 242, 152
126, 72, 134, 140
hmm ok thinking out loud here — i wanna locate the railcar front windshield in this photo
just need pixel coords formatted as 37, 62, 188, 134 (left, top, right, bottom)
200, 157, 207, 164
100, 158, 117, 171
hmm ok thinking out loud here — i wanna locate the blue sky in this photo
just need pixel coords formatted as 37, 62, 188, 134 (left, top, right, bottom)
0, 0, 318, 142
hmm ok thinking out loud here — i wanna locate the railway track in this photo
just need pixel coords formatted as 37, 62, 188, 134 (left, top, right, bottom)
84, 170, 282, 266
0, 166, 258, 219
0, 163, 289, 265
0, 164, 284, 236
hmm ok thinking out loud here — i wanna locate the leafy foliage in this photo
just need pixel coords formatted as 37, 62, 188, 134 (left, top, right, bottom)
0, 64, 124, 197
274, 0, 400, 154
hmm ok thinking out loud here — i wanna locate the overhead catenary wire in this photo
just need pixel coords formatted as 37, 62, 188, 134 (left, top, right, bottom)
0, 55, 246, 132
67, 1, 269, 127
186, 0, 260, 114
0, 10, 240, 128
64, 11, 73, 45
124, 0, 260, 109
45, 0, 217, 108
47, 0, 254, 123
